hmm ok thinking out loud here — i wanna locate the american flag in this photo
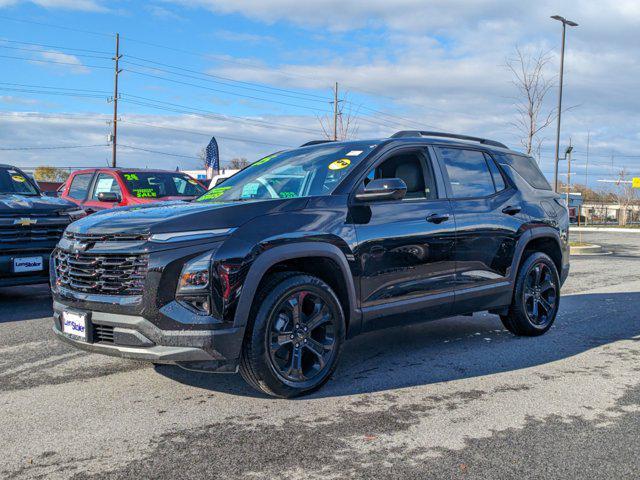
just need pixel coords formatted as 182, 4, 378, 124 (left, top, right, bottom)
205, 137, 219, 171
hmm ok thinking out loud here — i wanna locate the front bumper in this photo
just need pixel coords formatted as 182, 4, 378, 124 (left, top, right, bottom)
52, 301, 244, 372
0, 249, 52, 287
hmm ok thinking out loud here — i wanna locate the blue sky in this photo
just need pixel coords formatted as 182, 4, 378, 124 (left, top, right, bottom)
1, 0, 639, 189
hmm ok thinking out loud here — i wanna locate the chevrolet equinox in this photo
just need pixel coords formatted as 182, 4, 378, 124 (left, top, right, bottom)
51, 131, 570, 397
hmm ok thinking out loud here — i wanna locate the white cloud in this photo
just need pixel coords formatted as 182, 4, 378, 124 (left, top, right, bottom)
0, 96, 41, 105
38, 51, 91, 74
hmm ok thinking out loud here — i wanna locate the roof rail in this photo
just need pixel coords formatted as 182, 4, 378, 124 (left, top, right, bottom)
390, 130, 508, 149
299, 140, 336, 147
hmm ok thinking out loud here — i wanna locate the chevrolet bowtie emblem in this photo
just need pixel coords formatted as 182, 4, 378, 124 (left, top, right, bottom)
14, 217, 37, 227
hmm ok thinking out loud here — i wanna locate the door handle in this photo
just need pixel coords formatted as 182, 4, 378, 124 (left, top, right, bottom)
426, 213, 450, 224
502, 205, 521, 215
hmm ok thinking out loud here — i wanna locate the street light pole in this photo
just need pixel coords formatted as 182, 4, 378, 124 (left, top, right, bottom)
551, 15, 578, 193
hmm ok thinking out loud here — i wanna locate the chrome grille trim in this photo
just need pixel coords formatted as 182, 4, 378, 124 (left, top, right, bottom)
54, 250, 148, 296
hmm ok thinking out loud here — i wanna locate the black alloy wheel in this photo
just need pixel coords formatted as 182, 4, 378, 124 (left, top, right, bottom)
240, 272, 345, 398
268, 290, 337, 383
500, 252, 560, 337
523, 261, 558, 327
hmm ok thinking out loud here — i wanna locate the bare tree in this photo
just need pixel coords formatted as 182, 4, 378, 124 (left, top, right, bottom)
317, 91, 360, 141
197, 147, 207, 169
228, 158, 249, 170
506, 46, 556, 157
615, 168, 639, 226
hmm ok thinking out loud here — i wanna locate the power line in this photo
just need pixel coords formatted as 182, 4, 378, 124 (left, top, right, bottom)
0, 38, 111, 55
120, 35, 320, 82
120, 94, 321, 134
123, 68, 331, 113
0, 86, 108, 99
0, 144, 107, 151
0, 44, 112, 60
119, 144, 200, 159
121, 120, 295, 148
0, 54, 111, 69
0, 15, 114, 38
124, 55, 328, 101
0, 81, 110, 94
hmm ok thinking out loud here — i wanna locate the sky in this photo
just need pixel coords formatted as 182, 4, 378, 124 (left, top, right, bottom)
0, 0, 639, 188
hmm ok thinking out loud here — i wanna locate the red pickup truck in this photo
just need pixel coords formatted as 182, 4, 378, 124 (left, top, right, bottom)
60, 168, 206, 213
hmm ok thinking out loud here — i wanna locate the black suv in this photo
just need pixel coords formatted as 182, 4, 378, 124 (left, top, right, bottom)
0, 165, 84, 287
51, 131, 569, 397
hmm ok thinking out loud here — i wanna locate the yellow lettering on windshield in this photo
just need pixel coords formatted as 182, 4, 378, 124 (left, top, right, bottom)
133, 188, 157, 198
197, 186, 231, 201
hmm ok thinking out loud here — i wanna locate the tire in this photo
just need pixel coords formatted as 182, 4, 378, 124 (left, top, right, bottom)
500, 252, 560, 337
239, 272, 346, 398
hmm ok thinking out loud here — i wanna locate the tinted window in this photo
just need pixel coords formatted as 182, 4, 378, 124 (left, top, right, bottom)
68, 173, 92, 200
484, 153, 506, 191
92, 173, 122, 200
0, 168, 39, 195
438, 148, 495, 198
366, 150, 437, 200
501, 154, 552, 190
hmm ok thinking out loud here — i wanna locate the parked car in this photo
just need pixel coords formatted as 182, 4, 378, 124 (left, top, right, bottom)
51, 131, 569, 397
0, 164, 85, 287
60, 168, 206, 213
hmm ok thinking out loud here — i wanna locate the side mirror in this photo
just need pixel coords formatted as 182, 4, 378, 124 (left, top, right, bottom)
97, 191, 121, 203
355, 178, 407, 202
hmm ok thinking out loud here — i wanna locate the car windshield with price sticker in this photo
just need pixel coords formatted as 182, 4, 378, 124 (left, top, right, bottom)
196, 142, 378, 203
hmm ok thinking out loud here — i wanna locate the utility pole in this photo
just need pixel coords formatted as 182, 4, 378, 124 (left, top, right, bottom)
566, 143, 572, 207
332, 82, 339, 141
551, 15, 578, 192
110, 33, 122, 168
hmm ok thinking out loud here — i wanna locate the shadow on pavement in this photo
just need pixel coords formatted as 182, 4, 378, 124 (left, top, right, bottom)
0, 284, 52, 323
158, 289, 640, 398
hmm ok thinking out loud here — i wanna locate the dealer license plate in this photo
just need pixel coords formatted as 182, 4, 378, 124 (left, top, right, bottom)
13, 256, 43, 273
62, 311, 87, 341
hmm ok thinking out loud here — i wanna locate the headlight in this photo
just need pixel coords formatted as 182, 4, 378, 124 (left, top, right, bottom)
178, 252, 212, 293
177, 252, 213, 314
66, 209, 87, 221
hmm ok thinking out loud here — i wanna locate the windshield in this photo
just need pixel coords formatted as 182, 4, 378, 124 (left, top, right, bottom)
121, 172, 206, 199
0, 168, 39, 196
196, 142, 377, 202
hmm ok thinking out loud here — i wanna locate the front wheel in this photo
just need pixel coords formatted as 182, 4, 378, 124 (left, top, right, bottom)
501, 252, 560, 336
240, 273, 345, 398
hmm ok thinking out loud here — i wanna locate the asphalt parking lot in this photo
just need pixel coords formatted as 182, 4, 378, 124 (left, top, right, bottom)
1, 230, 639, 479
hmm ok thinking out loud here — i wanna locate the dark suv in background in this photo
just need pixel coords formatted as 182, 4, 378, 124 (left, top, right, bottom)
51, 131, 569, 397
0, 164, 84, 287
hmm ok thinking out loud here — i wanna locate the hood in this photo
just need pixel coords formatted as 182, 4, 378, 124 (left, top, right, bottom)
0, 193, 77, 215
67, 198, 308, 235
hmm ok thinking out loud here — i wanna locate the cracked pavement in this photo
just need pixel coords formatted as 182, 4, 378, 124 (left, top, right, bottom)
1, 231, 639, 479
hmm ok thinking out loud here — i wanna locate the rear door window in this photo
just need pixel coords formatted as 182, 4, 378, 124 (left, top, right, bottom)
437, 147, 496, 198
484, 153, 507, 192
67, 173, 93, 200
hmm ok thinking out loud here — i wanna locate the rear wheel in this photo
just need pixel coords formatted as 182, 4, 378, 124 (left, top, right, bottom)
240, 272, 345, 398
501, 252, 560, 336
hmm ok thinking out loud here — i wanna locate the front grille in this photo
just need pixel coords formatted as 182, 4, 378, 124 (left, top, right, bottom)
93, 324, 114, 344
64, 231, 149, 242
54, 250, 148, 296
0, 223, 66, 243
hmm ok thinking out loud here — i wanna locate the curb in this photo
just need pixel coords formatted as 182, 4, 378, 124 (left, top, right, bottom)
572, 227, 640, 233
